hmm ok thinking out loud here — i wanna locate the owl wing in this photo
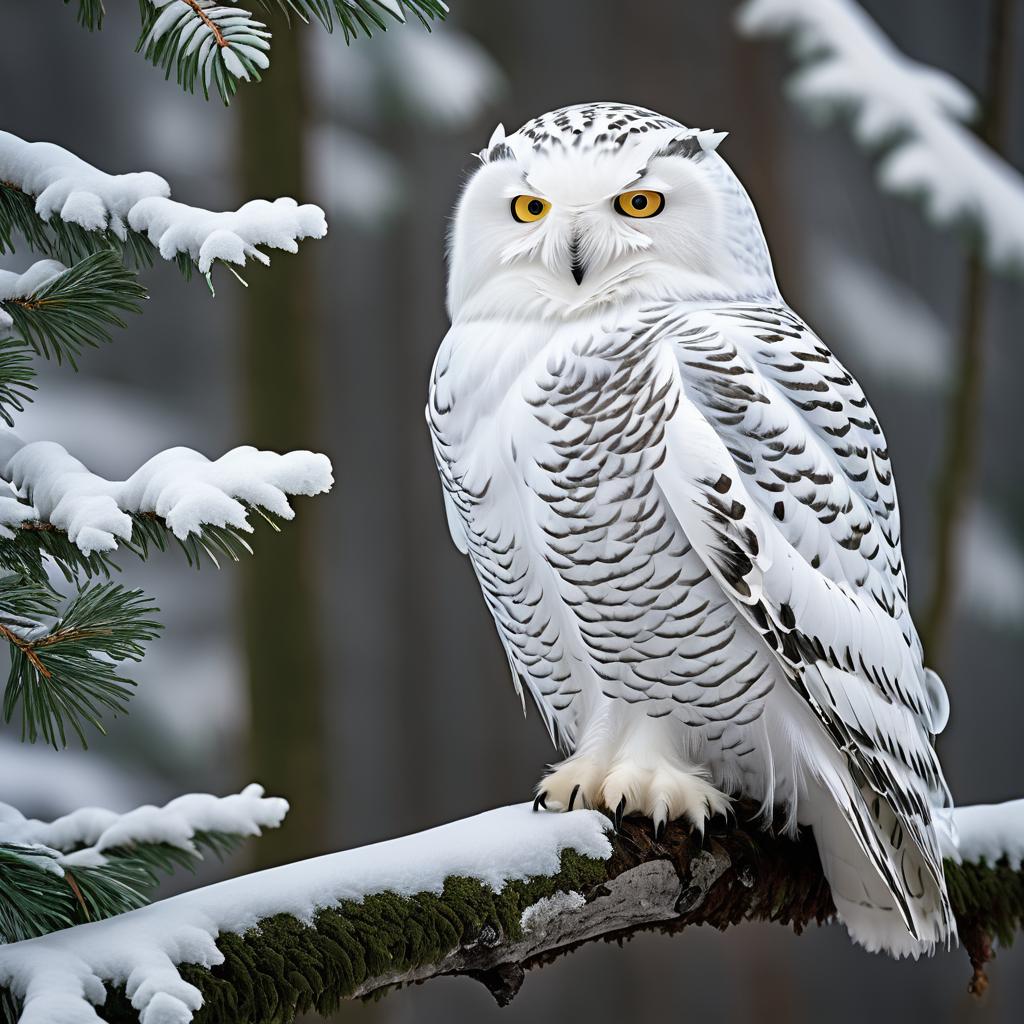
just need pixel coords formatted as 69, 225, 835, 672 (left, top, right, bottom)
650, 301, 953, 941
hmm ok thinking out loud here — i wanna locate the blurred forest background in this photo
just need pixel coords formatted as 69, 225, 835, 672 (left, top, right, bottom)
3, 1, 1024, 1022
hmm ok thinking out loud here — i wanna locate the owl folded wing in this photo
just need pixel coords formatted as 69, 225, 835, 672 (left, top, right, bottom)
648, 302, 953, 937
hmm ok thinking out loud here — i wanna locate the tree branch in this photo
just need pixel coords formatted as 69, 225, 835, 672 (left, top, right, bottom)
2, 802, 1021, 1024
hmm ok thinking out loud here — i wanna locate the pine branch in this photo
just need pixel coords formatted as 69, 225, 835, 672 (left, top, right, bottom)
0, 132, 325, 279
64, 0, 106, 31
2, 504, 272, 586
1, 802, 1022, 1024
0, 580, 161, 748
125, 508, 263, 568
0, 520, 117, 585
258, 0, 448, 39
135, 1, 273, 106
0, 434, 332, 560
0, 785, 289, 943
61, 1, 446, 105
0, 180, 156, 272
0, 844, 74, 943
0, 251, 146, 370
0, 341, 35, 429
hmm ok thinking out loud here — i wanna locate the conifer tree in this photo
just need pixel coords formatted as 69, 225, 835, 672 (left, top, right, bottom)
0, 0, 443, 982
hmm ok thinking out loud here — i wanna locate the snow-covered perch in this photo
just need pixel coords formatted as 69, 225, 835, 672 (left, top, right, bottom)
2, 801, 1023, 1023
0, 132, 326, 274
0, 431, 333, 554
736, 0, 1024, 273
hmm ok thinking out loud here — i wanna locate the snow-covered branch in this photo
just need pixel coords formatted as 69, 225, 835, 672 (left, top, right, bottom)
0, 263, 68, 342
0, 784, 287, 868
1, 800, 1022, 1023
0, 432, 333, 556
737, 0, 1024, 273
0, 132, 326, 275
136, 1, 272, 105
0, 786, 287, 945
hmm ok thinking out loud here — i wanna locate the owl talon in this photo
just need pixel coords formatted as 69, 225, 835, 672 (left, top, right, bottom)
653, 816, 666, 843
613, 795, 627, 830
568, 783, 581, 812
533, 792, 547, 812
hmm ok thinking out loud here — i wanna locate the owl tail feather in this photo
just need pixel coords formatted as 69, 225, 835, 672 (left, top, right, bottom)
805, 768, 957, 958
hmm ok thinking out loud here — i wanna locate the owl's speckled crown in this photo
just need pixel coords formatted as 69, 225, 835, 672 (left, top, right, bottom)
479, 102, 727, 163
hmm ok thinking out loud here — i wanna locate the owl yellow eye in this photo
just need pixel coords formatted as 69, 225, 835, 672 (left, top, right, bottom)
511, 195, 550, 223
614, 190, 665, 219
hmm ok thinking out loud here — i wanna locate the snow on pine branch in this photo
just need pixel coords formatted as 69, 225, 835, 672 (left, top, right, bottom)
0, 785, 286, 944
0, 432, 333, 555
0, 263, 66, 341
956, 800, 1024, 870
0, 784, 287, 870
0, 131, 326, 275
137, 1, 272, 105
736, 0, 1024, 273
128, 196, 325, 274
75, 0, 448, 105
0, 804, 611, 1024
299, 0, 449, 41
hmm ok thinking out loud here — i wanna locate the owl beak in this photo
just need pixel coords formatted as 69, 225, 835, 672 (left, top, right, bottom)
569, 233, 587, 286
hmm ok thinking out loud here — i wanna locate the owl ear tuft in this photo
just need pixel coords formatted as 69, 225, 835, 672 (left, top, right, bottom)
488, 123, 507, 149
697, 129, 728, 153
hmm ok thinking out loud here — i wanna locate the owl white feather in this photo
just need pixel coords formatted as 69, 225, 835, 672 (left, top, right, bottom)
427, 102, 957, 957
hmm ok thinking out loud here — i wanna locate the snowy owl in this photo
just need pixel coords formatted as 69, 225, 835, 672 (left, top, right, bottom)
427, 102, 956, 957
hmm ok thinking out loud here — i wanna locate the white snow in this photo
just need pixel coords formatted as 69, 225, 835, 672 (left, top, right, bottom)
737, 0, 1024, 272
0, 432, 333, 555
0, 260, 68, 339
0, 132, 326, 272
954, 800, 1024, 870
127, 197, 327, 275
0, 785, 288, 870
0, 803, 612, 1024
0, 132, 169, 241
0, 494, 37, 538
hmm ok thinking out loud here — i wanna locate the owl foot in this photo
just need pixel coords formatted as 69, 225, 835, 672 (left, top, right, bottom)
600, 760, 731, 838
534, 754, 606, 813
533, 754, 730, 837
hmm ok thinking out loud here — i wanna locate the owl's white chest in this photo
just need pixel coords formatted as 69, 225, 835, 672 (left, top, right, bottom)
428, 314, 777, 766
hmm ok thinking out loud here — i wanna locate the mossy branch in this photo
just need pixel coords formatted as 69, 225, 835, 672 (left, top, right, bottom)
55, 802, 1024, 1024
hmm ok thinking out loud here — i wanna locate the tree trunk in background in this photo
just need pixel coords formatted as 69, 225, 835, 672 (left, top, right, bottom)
921, 0, 1015, 671
237, 15, 329, 868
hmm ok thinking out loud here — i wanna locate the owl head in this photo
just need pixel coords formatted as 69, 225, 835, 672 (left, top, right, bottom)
447, 103, 779, 322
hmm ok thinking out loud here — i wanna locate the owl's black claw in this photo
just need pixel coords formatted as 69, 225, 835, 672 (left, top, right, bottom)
567, 784, 580, 812
654, 817, 666, 843
613, 796, 627, 830
533, 792, 547, 812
